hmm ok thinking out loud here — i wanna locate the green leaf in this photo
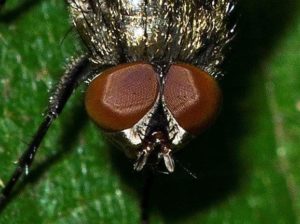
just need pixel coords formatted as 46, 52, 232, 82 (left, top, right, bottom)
0, 0, 300, 223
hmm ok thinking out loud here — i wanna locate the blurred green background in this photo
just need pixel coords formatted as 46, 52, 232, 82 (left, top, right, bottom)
0, 0, 300, 223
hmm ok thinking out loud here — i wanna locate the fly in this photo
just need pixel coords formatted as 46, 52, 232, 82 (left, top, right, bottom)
0, 0, 236, 222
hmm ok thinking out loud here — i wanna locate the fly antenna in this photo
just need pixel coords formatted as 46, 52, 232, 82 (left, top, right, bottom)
174, 157, 198, 180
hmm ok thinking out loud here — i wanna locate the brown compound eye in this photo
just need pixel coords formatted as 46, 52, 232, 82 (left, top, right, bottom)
164, 63, 222, 135
85, 63, 159, 132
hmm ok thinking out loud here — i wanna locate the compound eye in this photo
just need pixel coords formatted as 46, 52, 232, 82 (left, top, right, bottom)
164, 63, 222, 134
85, 63, 159, 132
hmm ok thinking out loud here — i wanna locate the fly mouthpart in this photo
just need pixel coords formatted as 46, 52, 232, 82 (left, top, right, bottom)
133, 148, 150, 172
133, 143, 175, 173
159, 147, 175, 173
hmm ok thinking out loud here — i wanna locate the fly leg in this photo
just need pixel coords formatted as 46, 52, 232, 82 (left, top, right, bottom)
0, 55, 92, 207
0, 0, 5, 7
140, 171, 154, 224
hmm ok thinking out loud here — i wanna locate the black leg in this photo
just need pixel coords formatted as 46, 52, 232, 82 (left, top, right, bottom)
0, 55, 92, 206
140, 171, 154, 224
0, 0, 5, 10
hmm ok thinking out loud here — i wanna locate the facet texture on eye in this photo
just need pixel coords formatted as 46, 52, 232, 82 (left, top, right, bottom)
85, 63, 159, 132
164, 64, 222, 134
